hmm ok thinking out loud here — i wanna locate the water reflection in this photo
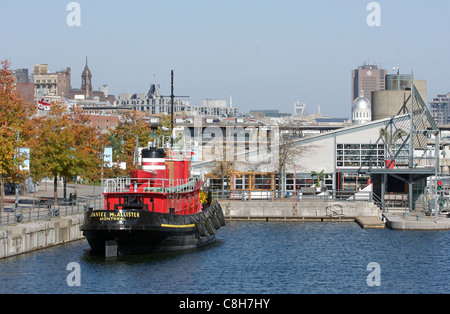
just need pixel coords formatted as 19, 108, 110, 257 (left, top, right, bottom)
80, 238, 224, 266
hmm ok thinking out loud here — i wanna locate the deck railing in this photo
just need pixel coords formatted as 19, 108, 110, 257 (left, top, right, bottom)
103, 176, 202, 194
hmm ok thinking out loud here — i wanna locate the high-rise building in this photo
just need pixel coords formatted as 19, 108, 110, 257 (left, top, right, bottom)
430, 93, 450, 126
13, 69, 31, 83
371, 73, 427, 121
351, 63, 387, 105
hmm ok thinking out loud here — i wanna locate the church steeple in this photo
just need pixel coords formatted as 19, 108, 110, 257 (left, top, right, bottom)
81, 56, 93, 98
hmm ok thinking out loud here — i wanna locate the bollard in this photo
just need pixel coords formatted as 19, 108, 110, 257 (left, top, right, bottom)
16, 213, 23, 223
297, 191, 303, 202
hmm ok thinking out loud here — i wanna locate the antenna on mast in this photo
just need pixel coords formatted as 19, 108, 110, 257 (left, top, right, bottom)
171, 70, 174, 147
162, 70, 189, 148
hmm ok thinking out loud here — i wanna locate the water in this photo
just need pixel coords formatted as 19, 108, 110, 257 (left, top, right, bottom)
1, 221, 449, 294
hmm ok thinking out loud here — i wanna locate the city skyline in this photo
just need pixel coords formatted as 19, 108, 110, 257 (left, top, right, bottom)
2, 0, 450, 117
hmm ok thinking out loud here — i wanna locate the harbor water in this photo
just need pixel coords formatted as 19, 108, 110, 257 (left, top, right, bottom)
1, 221, 449, 294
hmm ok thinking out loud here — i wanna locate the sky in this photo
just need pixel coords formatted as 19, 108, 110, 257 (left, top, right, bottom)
2, 0, 450, 118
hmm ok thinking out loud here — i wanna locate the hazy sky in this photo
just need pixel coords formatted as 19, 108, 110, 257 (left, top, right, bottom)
2, 0, 450, 117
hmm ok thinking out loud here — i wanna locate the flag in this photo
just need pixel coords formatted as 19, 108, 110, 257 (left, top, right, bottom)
38, 98, 51, 110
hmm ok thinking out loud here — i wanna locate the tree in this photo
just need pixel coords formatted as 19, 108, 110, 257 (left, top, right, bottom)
311, 170, 325, 188
109, 111, 153, 171
29, 102, 107, 204
379, 128, 407, 158
0, 60, 36, 211
151, 114, 174, 144
276, 124, 307, 196
206, 161, 235, 194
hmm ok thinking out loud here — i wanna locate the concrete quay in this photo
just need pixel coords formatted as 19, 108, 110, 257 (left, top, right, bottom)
383, 211, 450, 231
0, 183, 100, 259
0, 213, 84, 259
220, 199, 385, 228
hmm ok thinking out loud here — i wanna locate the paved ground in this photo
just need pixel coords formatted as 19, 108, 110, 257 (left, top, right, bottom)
384, 211, 450, 230
1, 181, 103, 225
3, 181, 103, 208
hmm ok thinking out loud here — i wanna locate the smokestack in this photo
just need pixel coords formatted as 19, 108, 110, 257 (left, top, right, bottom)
103, 84, 108, 97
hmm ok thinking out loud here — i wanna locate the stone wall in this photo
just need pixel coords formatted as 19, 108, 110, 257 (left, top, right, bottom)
222, 200, 381, 220
0, 214, 84, 259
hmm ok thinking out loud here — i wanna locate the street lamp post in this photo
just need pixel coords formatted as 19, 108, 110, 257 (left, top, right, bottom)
121, 133, 139, 167
14, 130, 20, 210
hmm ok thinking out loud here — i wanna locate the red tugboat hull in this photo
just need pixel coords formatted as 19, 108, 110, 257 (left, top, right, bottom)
82, 201, 224, 255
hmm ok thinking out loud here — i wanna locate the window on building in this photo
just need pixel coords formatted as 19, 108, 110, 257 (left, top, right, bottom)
337, 144, 385, 168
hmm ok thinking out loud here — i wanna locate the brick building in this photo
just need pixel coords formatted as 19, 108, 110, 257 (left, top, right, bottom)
33, 64, 71, 97
85, 114, 120, 134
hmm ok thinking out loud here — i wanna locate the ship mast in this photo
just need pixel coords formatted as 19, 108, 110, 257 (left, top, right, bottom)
167, 70, 189, 148
171, 70, 174, 147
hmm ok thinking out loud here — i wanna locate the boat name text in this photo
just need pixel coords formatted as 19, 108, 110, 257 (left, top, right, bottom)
90, 211, 140, 221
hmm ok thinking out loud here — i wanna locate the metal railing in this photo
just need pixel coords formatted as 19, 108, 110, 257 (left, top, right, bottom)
103, 176, 201, 194
352, 156, 439, 170
210, 189, 376, 203
0, 195, 104, 227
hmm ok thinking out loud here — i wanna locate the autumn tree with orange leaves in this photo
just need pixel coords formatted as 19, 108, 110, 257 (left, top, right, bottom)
109, 110, 154, 171
29, 102, 108, 204
0, 60, 36, 211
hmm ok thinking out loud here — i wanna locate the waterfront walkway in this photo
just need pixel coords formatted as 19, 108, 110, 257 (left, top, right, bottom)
4, 182, 102, 207
1, 182, 102, 226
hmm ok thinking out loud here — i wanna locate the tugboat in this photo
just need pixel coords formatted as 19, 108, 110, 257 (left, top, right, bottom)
81, 145, 226, 256
81, 70, 225, 256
